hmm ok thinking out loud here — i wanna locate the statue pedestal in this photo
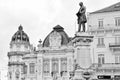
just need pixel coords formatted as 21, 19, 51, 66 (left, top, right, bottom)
75, 31, 93, 68
75, 31, 89, 36
72, 31, 94, 80
73, 31, 93, 47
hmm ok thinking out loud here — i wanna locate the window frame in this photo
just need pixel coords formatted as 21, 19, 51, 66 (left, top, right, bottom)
29, 63, 35, 74
43, 59, 50, 75
115, 55, 120, 64
115, 36, 120, 44
97, 37, 105, 47
115, 17, 120, 26
98, 19, 104, 28
52, 58, 59, 73
98, 54, 105, 64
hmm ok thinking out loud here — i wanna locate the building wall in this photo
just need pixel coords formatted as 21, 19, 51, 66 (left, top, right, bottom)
88, 11, 120, 29
88, 11, 120, 64
21, 47, 75, 80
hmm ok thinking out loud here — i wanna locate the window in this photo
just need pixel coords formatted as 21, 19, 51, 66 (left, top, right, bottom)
24, 65, 27, 74
52, 59, 59, 73
29, 63, 35, 74
16, 56, 20, 62
115, 36, 120, 44
61, 58, 67, 71
21, 65, 27, 74
43, 59, 50, 75
98, 19, 103, 28
61, 58, 67, 76
115, 17, 120, 26
115, 55, 120, 63
98, 54, 105, 64
15, 69, 20, 79
97, 38, 105, 46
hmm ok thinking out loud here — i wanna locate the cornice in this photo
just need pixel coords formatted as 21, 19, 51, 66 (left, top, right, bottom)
8, 62, 25, 66
8, 51, 30, 57
39, 49, 74, 54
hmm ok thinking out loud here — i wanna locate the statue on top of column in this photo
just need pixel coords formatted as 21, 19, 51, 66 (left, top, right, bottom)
76, 2, 87, 32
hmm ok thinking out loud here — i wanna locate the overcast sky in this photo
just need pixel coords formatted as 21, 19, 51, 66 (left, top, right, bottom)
0, 0, 120, 70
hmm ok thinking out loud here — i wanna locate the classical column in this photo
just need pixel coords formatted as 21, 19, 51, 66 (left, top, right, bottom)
59, 58, 61, 75
50, 58, 52, 76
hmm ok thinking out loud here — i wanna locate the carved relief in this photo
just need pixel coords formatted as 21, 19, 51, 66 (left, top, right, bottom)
76, 48, 91, 69
49, 31, 62, 47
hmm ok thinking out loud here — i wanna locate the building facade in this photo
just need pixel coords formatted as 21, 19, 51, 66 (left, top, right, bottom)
8, 2, 120, 80
87, 2, 120, 80
8, 24, 94, 80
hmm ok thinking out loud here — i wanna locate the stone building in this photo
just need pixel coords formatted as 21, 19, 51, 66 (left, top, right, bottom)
88, 2, 120, 80
8, 24, 94, 80
8, 2, 120, 80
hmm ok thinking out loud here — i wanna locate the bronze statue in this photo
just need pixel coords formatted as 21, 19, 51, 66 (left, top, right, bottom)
76, 2, 87, 32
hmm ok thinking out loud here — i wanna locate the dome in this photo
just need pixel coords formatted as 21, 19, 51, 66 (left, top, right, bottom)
43, 25, 69, 47
11, 25, 29, 43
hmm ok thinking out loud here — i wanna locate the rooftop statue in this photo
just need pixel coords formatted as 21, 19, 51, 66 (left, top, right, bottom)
76, 2, 87, 32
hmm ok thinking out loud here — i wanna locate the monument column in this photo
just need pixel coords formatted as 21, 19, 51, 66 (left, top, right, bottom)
59, 58, 61, 76
71, 2, 94, 80
50, 58, 52, 76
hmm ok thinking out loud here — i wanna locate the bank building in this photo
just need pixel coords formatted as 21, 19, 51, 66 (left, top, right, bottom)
8, 2, 120, 80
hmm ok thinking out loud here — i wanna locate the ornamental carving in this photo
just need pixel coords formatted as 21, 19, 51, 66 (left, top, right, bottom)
49, 31, 62, 47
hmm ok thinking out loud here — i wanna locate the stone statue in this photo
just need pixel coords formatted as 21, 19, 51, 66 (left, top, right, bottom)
76, 2, 87, 32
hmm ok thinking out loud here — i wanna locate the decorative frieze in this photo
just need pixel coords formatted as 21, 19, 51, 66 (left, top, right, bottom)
8, 62, 25, 66
41, 49, 74, 54
8, 51, 30, 57
89, 25, 120, 35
